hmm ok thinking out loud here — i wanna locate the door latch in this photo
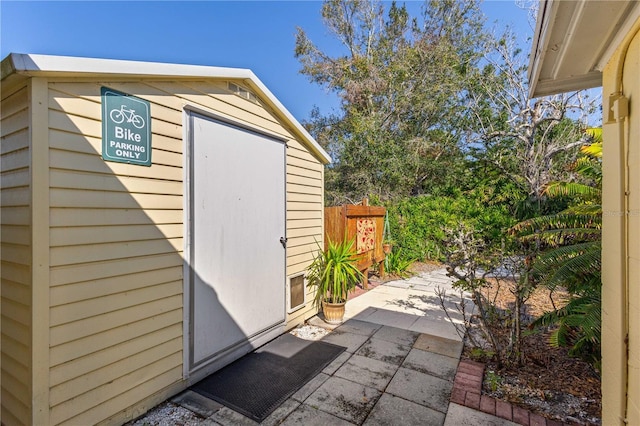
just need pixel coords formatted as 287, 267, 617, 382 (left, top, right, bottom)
280, 237, 288, 248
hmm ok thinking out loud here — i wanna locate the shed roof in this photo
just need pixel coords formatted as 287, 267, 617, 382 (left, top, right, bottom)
528, 0, 640, 98
1, 53, 331, 164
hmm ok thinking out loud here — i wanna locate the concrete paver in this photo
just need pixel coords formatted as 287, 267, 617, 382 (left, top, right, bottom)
320, 329, 370, 353
291, 372, 330, 403
355, 337, 413, 366
363, 393, 446, 426
153, 268, 526, 426
355, 308, 421, 329
207, 406, 259, 426
402, 348, 459, 381
260, 399, 300, 426
171, 390, 223, 418
370, 325, 420, 346
304, 376, 382, 424
334, 354, 397, 391
444, 403, 518, 426
279, 404, 355, 425
336, 319, 383, 336
321, 350, 351, 375
386, 367, 453, 413
414, 334, 464, 359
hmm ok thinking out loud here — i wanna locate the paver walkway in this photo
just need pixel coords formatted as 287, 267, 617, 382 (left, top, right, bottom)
159, 270, 519, 425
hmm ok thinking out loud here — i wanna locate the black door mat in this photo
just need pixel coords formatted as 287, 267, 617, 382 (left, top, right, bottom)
191, 333, 346, 422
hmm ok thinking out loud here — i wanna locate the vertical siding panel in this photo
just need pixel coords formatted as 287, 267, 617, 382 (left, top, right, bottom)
0, 82, 32, 425
31, 77, 51, 425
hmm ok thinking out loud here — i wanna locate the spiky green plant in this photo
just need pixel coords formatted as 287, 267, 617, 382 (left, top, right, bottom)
383, 248, 415, 277
307, 237, 364, 308
510, 130, 602, 367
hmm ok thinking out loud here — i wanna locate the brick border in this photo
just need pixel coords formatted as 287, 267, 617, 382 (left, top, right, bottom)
450, 360, 568, 426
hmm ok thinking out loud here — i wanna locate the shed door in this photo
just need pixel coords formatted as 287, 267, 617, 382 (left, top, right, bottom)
188, 113, 286, 370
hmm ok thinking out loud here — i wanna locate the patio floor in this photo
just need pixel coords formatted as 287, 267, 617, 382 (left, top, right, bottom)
156, 269, 518, 425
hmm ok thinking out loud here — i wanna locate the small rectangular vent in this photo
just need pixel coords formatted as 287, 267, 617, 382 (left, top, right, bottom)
288, 274, 305, 312
228, 82, 260, 105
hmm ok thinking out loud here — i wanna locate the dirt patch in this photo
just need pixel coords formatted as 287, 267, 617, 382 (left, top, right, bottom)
366, 261, 442, 286
464, 279, 601, 425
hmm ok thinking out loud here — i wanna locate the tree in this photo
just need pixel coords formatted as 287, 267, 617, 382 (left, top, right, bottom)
510, 131, 602, 368
296, 0, 489, 203
465, 33, 598, 217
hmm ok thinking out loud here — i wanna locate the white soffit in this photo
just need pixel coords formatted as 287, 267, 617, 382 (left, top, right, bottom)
1, 53, 331, 164
528, 0, 640, 98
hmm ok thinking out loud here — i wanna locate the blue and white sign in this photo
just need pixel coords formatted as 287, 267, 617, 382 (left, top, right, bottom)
101, 87, 152, 166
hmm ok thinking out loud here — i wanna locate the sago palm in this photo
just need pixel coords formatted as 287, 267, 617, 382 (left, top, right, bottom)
510, 129, 602, 367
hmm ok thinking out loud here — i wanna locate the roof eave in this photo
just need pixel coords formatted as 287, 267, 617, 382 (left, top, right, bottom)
528, 1, 640, 99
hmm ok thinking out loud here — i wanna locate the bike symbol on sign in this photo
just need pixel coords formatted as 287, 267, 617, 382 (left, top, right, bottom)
110, 105, 145, 129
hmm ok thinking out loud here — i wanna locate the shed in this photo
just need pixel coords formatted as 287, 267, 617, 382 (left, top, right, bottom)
529, 2, 640, 424
0, 53, 331, 425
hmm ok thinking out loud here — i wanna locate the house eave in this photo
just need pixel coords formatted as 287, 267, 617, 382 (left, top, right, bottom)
528, 0, 640, 99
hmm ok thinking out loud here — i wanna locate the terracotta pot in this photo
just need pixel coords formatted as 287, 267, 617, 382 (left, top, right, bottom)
383, 243, 392, 254
322, 300, 346, 325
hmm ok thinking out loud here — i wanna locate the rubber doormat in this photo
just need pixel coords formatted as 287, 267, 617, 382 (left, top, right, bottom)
191, 333, 346, 422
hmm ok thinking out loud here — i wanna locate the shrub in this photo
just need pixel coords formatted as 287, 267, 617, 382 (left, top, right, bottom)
383, 248, 415, 277
385, 194, 514, 261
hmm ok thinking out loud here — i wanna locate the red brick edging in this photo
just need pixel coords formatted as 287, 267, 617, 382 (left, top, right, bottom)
450, 360, 566, 426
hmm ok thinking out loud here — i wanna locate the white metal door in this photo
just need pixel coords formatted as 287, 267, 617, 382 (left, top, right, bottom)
188, 112, 286, 371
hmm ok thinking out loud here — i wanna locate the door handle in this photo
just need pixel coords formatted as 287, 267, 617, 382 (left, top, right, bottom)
280, 237, 287, 248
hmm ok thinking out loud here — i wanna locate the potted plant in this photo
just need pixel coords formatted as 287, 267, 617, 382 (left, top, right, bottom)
382, 240, 393, 255
307, 237, 364, 324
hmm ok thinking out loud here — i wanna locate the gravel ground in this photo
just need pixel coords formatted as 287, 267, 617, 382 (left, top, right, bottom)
125, 401, 204, 426
288, 323, 330, 340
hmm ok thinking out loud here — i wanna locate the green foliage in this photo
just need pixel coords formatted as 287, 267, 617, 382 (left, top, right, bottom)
307, 238, 364, 307
386, 193, 515, 261
534, 291, 601, 370
297, 0, 489, 202
469, 347, 495, 362
512, 136, 602, 367
484, 370, 503, 392
383, 248, 415, 277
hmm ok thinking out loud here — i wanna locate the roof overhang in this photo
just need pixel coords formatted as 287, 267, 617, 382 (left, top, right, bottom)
528, 0, 640, 98
1, 53, 331, 164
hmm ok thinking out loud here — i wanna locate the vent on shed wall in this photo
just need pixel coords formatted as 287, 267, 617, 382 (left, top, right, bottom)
228, 82, 260, 104
288, 273, 306, 313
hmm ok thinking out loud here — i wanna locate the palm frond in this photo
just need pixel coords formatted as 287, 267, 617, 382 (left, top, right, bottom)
518, 228, 601, 247
543, 245, 601, 292
563, 204, 602, 215
534, 292, 601, 366
510, 214, 601, 236
545, 182, 600, 199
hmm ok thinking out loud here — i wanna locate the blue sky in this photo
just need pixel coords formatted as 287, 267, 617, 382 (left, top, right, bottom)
0, 1, 531, 122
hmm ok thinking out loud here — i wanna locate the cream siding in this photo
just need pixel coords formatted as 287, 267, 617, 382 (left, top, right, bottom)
46, 82, 185, 425
1, 55, 327, 424
600, 19, 640, 426
621, 29, 640, 425
39, 77, 324, 424
1, 83, 31, 426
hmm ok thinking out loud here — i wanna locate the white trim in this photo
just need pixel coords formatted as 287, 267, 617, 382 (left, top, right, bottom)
182, 108, 192, 379
2, 53, 252, 80
596, 3, 640, 72
528, 1, 640, 99
184, 109, 288, 374
183, 103, 288, 143
1, 53, 331, 164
